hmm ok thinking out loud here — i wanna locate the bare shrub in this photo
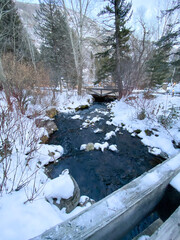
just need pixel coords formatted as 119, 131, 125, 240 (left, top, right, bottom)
2, 53, 52, 113
0, 94, 42, 196
125, 94, 160, 121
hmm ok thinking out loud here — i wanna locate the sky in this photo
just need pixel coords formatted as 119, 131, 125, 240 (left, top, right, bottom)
16, 0, 169, 35
16, 0, 162, 21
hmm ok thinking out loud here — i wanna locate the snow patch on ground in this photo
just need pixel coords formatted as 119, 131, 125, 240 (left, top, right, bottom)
110, 93, 180, 157
36, 144, 64, 165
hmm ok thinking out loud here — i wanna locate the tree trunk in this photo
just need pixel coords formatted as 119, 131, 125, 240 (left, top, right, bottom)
0, 57, 13, 110
115, 0, 123, 99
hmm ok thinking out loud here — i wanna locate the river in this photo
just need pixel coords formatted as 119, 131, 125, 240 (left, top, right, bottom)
47, 102, 164, 239
47, 102, 162, 201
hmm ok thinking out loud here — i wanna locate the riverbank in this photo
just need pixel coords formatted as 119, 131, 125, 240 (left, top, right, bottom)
0, 90, 93, 240
0, 89, 179, 240
110, 92, 180, 158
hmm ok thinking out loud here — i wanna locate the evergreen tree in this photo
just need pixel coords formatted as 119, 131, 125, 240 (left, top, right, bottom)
146, 0, 180, 87
146, 31, 173, 87
35, 0, 77, 89
0, 0, 38, 110
164, 0, 180, 83
96, 0, 132, 98
0, 0, 36, 61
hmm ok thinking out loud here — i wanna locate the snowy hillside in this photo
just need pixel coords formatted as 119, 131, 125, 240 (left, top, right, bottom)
15, 2, 41, 48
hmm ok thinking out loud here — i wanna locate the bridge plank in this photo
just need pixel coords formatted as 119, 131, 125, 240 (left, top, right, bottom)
149, 206, 180, 240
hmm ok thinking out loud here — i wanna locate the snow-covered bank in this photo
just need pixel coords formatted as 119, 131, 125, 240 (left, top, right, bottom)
110, 92, 180, 157
0, 88, 180, 240
0, 90, 93, 240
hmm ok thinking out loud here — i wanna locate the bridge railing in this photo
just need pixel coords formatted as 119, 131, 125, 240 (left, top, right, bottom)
85, 87, 119, 97
31, 153, 180, 240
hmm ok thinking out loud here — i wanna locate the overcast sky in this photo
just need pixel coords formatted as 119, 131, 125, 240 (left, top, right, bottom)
16, 0, 168, 27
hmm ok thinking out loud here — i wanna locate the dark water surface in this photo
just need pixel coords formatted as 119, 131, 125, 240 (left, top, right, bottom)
47, 103, 163, 239
47, 103, 161, 201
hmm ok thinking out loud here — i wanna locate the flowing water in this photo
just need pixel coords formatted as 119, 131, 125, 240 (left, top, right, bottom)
46, 102, 163, 239
47, 103, 162, 201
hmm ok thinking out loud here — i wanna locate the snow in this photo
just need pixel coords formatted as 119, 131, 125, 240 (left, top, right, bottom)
170, 172, 180, 192
140, 171, 160, 189
71, 114, 81, 120
104, 131, 116, 140
0, 191, 63, 240
109, 144, 118, 152
0, 90, 92, 240
106, 120, 113, 125
82, 116, 102, 128
148, 147, 161, 156
44, 170, 74, 204
137, 236, 150, 240
0, 88, 180, 240
94, 128, 103, 133
94, 142, 109, 152
80, 142, 110, 152
36, 144, 64, 165
80, 144, 87, 151
110, 92, 180, 157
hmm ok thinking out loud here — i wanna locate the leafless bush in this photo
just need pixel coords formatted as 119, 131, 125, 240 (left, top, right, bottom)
0, 94, 42, 197
2, 53, 52, 113
125, 93, 160, 121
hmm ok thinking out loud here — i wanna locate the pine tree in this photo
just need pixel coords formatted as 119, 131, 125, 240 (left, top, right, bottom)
96, 0, 132, 99
146, 32, 172, 87
146, 0, 180, 87
35, 0, 77, 89
0, 0, 36, 61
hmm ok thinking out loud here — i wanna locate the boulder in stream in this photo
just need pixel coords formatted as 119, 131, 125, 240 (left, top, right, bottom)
86, 143, 94, 151
44, 169, 80, 213
35, 119, 58, 136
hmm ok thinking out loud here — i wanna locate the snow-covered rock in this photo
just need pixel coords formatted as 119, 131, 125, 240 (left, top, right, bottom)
71, 114, 81, 120
36, 144, 64, 165
109, 145, 118, 152
94, 128, 103, 133
44, 169, 80, 213
104, 131, 116, 140
94, 142, 109, 152
80, 144, 87, 151
86, 143, 94, 151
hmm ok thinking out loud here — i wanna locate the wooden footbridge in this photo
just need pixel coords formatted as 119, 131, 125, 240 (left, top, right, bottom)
85, 87, 119, 99
31, 153, 180, 240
